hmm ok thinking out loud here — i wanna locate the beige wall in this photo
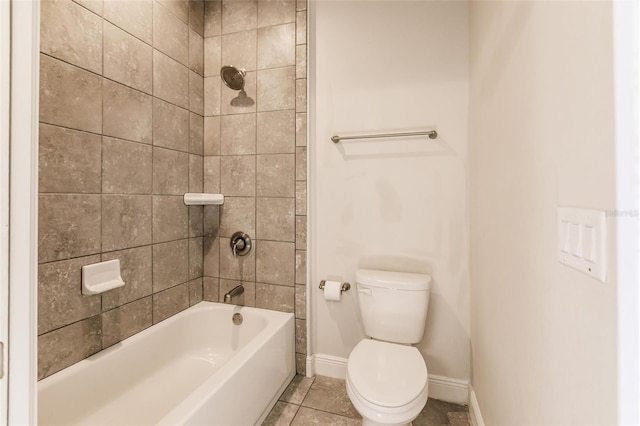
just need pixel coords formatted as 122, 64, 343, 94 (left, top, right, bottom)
200, 0, 308, 375
469, 1, 618, 423
310, 0, 470, 383
38, 0, 205, 380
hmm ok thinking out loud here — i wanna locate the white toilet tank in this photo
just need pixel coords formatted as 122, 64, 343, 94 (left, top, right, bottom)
355, 269, 432, 344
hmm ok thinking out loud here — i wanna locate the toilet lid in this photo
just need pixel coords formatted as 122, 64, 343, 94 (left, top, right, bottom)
347, 339, 427, 408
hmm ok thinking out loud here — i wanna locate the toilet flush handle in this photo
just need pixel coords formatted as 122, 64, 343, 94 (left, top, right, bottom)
357, 286, 372, 296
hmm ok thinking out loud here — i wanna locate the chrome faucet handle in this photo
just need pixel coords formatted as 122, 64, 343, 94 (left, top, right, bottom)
230, 232, 251, 257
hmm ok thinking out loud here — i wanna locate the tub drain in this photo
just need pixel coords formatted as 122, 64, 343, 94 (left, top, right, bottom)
232, 313, 243, 325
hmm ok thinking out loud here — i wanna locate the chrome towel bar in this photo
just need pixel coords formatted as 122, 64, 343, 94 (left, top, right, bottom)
331, 130, 438, 144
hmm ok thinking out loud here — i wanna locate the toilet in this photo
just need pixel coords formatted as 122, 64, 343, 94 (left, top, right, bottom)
346, 269, 432, 426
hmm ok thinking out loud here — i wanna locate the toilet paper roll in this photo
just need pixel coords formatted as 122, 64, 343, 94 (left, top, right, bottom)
323, 280, 342, 302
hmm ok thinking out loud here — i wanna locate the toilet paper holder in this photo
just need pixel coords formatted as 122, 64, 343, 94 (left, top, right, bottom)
319, 280, 351, 293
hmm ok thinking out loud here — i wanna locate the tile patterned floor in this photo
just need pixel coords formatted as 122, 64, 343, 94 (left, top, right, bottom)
262, 375, 469, 426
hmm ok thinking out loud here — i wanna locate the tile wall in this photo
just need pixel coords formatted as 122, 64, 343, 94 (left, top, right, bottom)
38, 0, 206, 379
201, 0, 308, 374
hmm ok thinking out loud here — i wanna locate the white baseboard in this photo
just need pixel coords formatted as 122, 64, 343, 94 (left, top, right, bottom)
427, 374, 469, 405
468, 386, 485, 426
310, 353, 469, 405
310, 353, 347, 379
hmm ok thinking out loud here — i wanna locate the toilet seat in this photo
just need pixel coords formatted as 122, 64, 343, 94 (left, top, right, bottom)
347, 339, 428, 408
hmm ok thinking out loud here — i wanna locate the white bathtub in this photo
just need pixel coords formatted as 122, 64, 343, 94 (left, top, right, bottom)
38, 302, 295, 425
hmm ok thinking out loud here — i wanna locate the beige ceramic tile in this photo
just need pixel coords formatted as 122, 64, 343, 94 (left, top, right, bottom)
295, 0, 306, 11
152, 239, 189, 292
152, 195, 189, 243
38, 255, 102, 335
189, 29, 205, 76
73, 0, 102, 15
158, 0, 189, 22
190, 71, 205, 115
103, 21, 153, 94
219, 237, 256, 281
256, 197, 295, 241
296, 79, 306, 112
296, 353, 305, 375
189, 205, 205, 237
203, 236, 220, 277
296, 147, 306, 180
204, 155, 221, 193
413, 399, 470, 426
280, 374, 314, 404
39, 194, 101, 263
295, 250, 306, 285
189, 237, 204, 279
153, 282, 190, 323
101, 195, 152, 251
258, 0, 295, 27
295, 113, 306, 146
154, 3, 189, 65
153, 50, 190, 109
220, 156, 256, 196
219, 279, 255, 307
190, 154, 204, 192
295, 215, 306, 248
222, 29, 257, 71
153, 147, 189, 195
220, 114, 256, 155
103, 79, 153, 144
257, 110, 295, 154
221, 0, 256, 34
291, 407, 359, 426
257, 67, 295, 112
189, 0, 205, 35
203, 277, 220, 301
257, 23, 295, 70
39, 124, 101, 194
102, 137, 153, 194
204, 203, 220, 236
102, 297, 153, 348
221, 71, 257, 115
204, 0, 222, 37
295, 10, 306, 45
189, 278, 204, 305
204, 77, 221, 116
295, 181, 306, 215
301, 376, 360, 419
262, 401, 299, 426
204, 116, 221, 154
256, 283, 294, 313
295, 44, 306, 79
41, 0, 102, 74
295, 283, 305, 318
153, 98, 190, 151
204, 36, 222, 78
104, 0, 153, 44
295, 318, 305, 354
102, 246, 153, 311
218, 196, 256, 238
255, 240, 294, 286
190, 113, 205, 155
39, 54, 102, 134
38, 316, 102, 380
256, 154, 295, 197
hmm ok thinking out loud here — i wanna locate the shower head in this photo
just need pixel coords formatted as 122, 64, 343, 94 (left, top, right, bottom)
220, 65, 246, 91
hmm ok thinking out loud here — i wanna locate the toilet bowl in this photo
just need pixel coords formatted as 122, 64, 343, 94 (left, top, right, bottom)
346, 269, 432, 426
346, 339, 428, 426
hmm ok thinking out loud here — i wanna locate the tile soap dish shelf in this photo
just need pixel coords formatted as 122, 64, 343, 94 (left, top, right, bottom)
183, 193, 225, 206
81, 259, 125, 295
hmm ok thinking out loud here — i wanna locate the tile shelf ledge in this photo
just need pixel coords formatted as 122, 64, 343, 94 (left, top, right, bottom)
183, 193, 225, 206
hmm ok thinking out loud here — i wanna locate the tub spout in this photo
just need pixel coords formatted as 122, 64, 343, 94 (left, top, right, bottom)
224, 285, 244, 303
